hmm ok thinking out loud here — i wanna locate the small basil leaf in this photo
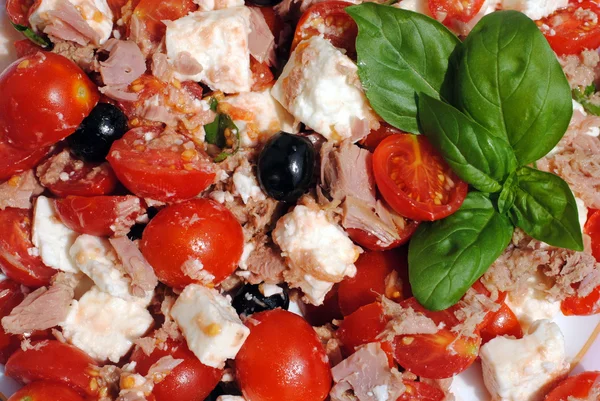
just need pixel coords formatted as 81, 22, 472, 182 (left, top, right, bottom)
408, 192, 513, 311
506, 166, 583, 251
346, 3, 460, 134
418, 94, 517, 193
212, 114, 240, 162
572, 86, 600, 116
455, 11, 572, 166
497, 172, 516, 215
12, 23, 52, 49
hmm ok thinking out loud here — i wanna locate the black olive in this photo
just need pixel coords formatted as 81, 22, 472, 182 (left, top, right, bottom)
232, 284, 289, 317
204, 384, 225, 401
257, 132, 315, 202
68, 103, 128, 162
246, 0, 283, 6
127, 207, 159, 241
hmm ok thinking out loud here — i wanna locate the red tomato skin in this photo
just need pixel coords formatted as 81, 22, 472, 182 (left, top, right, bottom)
5, 341, 99, 397
55, 195, 145, 237
360, 123, 405, 153
0, 208, 55, 287
303, 284, 344, 326
5, 0, 34, 25
427, 0, 485, 24
0, 139, 50, 182
585, 209, 600, 262
479, 303, 523, 344
397, 381, 445, 401
0, 52, 99, 150
347, 219, 419, 251
544, 371, 600, 400
0, 279, 25, 364
131, 338, 223, 401
141, 198, 243, 288
337, 302, 390, 355
561, 285, 600, 316
250, 57, 275, 92
235, 309, 332, 401
8, 381, 86, 401
14, 39, 43, 58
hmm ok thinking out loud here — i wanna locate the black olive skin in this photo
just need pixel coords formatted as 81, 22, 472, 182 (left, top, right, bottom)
257, 132, 315, 203
68, 103, 128, 162
127, 207, 159, 241
232, 284, 289, 317
246, 0, 283, 6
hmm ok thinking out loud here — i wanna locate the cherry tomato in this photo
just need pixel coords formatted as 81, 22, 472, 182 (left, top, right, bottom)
55, 195, 145, 237
561, 285, 600, 316
585, 209, 600, 262
292, 1, 358, 56
118, 75, 167, 125
428, 0, 485, 25
8, 381, 86, 401
141, 198, 243, 288
538, 1, 600, 56
398, 381, 445, 401
337, 302, 391, 355
0, 52, 99, 150
479, 303, 523, 344
360, 123, 406, 153
107, 127, 215, 202
338, 248, 408, 316
0, 136, 49, 182
544, 371, 600, 400
0, 279, 25, 364
5, 0, 34, 25
250, 57, 275, 92
13, 39, 43, 58
5, 340, 99, 397
373, 134, 468, 221
37, 151, 119, 197
235, 309, 332, 401
303, 284, 343, 326
347, 217, 419, 251
0, 208, 55, 287
131, 337, 222, 401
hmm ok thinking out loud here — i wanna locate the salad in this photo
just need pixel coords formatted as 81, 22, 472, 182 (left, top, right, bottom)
0, 0, 598, 399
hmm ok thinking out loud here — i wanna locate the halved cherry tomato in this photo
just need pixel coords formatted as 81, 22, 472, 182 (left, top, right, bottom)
373, 134, 468, 221
5, 0, 34, 25
5, 341, 99, 397
107, 127, 216, 202
55, 195, 145, 237
538, 1, 600, 56
0, 279, 25, 364
292, 1, 358, 57
0, 208, 55, 287
131, 337, 222, 401
398, 381, 445, 401
303, 284, 344, 326
338, 248, 409, 316
235, 309, 332, 401
13, 39, 43, 58
250, 56, 275, 92
428, 0, 485, 25
544, 371, 600, 400
337, 302, 391, 356
0, 136, 49, 182
479, 303, 523, 344
585, 209, 600, 262
561, 285, 600, 316
141, 198, 243, 288
118, 75, 167, 125
8, 381, 86, 401
347, 217, 419, 251
0, 52, 99, 150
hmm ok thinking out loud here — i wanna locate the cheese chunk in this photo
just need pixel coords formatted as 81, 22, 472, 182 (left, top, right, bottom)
165, 7, 252, 93
271, 36, 378, 143
222, 89, 296, 148
500, 0, 567, 20
272, 205, 360, 305
61, 286, 153, 363
32, 196, 78, 273
505, 274, 561, 330
480, 320, 568, 401
171, 284, 250, 368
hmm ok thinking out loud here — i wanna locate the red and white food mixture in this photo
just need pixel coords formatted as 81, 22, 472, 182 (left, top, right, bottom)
0, 0, 599, 400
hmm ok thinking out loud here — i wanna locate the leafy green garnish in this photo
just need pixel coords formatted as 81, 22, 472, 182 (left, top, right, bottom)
203, 97, 240, 162
11, 23, 52, 49
573, 84, 600, 116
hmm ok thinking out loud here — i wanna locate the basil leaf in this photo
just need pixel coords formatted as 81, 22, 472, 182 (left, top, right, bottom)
12, 23, 52, 49
346, 3, 460, 134
408, 192, 513, 311
418, 94, 517, 193
204, 114, 225, 148
505, 166, 583, 251
573, 86, 600, 116
497, 171, 516, 214
455, 11, 572, 166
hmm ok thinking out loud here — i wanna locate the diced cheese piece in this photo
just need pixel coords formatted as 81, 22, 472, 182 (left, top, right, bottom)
500, 0, 567, 20
480, 320, 568, 401
32, 196, 78, 273
195, 0, 244, 11
216, 396, 247, 401
575, 196, 588, 233
272, 205, 360, 305
171, 284, 250, 368
165, 7, 252, 93
505, 274, 560, 330
61, 286, 153, 363
222, 89, 296, 148
29, 0, 113, 45
271, 36, 378, 143
232, 168, 265, 205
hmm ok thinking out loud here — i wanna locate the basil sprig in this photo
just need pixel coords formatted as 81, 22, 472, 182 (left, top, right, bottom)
348, 5, 583, 310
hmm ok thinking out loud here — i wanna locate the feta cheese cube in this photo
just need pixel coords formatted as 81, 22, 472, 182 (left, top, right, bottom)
165, 7, 252, 93
271, 36, 379, 143
195, 0, 244, 11
272, 205, 361, 305
505, 274, 561, 330
61, 286, 153, 363
32, 196, 78, 273
232, 168, 265, 205
171, 284, 250, 368
480, 320, 568, 401
222, 89, 296, 148
500, 0, 567, 20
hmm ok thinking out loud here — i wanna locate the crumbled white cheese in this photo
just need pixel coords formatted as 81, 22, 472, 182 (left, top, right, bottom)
506, 274, 561, 331
232, 169, 265, 204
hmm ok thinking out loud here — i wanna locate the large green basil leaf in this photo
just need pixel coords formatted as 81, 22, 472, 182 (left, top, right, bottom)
346, 3, 460, 134
408, 192, 513, 311
418, 94, 518, 193
455, 11, 572, 165
505, 166, 583, 251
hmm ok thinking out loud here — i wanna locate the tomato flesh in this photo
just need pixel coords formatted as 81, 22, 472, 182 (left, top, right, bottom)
337, 302, 391, 356
585, 209, 600, 262
373, 134, 468, 221
479, 303, 523, 344
6, 0, 34, 25
544, 371, 600, 400
8, 381, 86, 401
398, 381, 445, 401
0, 137, 49, 182
428, 0, 486, 24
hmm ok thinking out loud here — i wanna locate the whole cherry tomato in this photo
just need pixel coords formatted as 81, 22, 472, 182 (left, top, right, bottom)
544, 371, 600, 400
7, 381, 86, 401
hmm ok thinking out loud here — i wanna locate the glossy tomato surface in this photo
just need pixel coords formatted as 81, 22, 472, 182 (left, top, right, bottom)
107, 127, 215, 202
585, 209, 600, 262
131, 338, 223, 401
141, 198, 243, 288
373, 134, 468, 221
544, 371, 600, 400
5, 0, 34, 25
236, 309, 332, 401
0, 52, 99, 150
0, 208, 55, 287
7, 381, 86, 401
0, 279, 25, 364
0, 137, 49, 182
479, 303, 523, 344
